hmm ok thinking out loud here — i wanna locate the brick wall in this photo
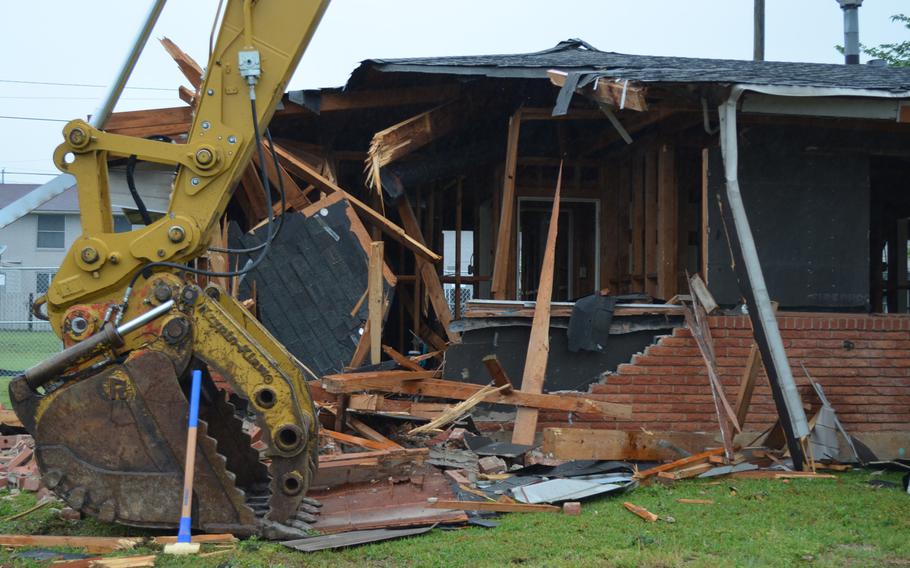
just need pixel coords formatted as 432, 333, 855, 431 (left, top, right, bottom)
538, 313, 910, 434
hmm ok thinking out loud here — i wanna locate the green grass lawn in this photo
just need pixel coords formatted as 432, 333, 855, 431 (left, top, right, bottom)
0, 471, 906, 567
0, 330, 61, 407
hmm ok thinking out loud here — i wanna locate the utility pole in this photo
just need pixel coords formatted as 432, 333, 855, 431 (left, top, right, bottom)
754, 0, 765, 61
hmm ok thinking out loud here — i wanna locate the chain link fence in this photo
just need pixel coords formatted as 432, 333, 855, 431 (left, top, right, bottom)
0, 267, 63, 378
444, 285, 474, 318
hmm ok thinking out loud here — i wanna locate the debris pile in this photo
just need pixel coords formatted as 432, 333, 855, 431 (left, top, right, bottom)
0, 434, 42, 493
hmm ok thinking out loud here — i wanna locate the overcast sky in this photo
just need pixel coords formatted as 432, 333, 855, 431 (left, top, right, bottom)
2, 0, 908, 184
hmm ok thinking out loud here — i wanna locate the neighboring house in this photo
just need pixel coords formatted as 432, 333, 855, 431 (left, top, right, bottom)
0, 183, 133, 326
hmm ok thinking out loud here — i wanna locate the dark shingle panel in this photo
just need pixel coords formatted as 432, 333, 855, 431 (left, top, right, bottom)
355, 39, 910, 92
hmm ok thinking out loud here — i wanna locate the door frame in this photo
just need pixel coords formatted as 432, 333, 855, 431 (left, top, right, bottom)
516, 196, 601, 300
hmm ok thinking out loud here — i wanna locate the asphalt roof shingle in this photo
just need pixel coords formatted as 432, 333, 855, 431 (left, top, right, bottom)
356, 39, 910, 92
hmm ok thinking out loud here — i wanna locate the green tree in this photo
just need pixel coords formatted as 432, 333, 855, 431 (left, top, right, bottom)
863, 14, 910, 67
838, 14, 910, 67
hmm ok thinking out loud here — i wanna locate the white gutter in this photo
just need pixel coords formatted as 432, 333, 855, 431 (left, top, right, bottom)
718, 83, 910, 445
0, 0, 167, 230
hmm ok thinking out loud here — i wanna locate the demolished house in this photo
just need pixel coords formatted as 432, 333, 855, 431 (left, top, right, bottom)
101, 39, 910, 473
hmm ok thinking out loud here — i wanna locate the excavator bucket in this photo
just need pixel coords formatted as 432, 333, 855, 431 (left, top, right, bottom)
9, 282, 319, 537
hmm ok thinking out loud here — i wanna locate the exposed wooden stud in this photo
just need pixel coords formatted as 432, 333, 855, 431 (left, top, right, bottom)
644, 149, 658, 296
700, 148, 710, 282
631, 153, 645, 289
396, 198, 459, 343
454, 179, 463, 319
491, 108, 523, 300
512, 162, 563, 446
657, 144, 679, 300
368, 242, 385, 365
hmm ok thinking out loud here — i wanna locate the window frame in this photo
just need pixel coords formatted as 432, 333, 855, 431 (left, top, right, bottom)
36, 214, 66, 250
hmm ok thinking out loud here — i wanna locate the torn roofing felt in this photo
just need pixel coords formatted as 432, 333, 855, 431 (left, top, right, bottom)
341, 38, 910, 91
230, 199, 394, 377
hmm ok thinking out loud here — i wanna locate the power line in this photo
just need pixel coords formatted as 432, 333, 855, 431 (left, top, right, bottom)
0, 171, 59, 176
0, 96, 176, 101
0, 116, 70, 123
0, 79, 172, 91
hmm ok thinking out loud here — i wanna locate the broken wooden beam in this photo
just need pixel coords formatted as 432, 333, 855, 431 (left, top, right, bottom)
322, 429, 392, 452
548, 70, 648, 112
482, 355, 514, 393
512, 162, 562, 445
271, 143, 442, 263
542, 428, 716, 461
322, 375, 632, 419
382, 344, 424, 372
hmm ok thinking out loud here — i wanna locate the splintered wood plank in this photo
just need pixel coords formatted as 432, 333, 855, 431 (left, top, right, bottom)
159, 37, 203, 88
491, 107, 523, 300
0, 535, 141, 554
657, 144, 678, 300
368, 242, 385, 365
735, 301, 778, 427
349, 320, 371, 369
623, 502, 658, 522
683, 299, 739, 461
688, 273, 718, 314
322, 429, 392, 451
427, 500, 560, 513
368, 99, 466, 171
512, 162, 563, 446
396, 198, 459, 343
382, 345, 424, 372
635, 448, 726, 479
271, 143, 441, 263
322, 376, 631, 418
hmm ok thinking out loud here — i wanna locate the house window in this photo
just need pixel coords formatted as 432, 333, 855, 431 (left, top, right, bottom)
36, 271, 55, 294
114, 215, 133, 233
36, 215, 65, 249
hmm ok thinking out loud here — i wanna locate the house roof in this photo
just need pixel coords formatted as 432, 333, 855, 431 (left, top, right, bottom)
350, 39, 910, 92
0, 183, 80, 213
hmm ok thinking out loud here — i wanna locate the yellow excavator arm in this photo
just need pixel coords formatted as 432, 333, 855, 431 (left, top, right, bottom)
10, 0, 331, 538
